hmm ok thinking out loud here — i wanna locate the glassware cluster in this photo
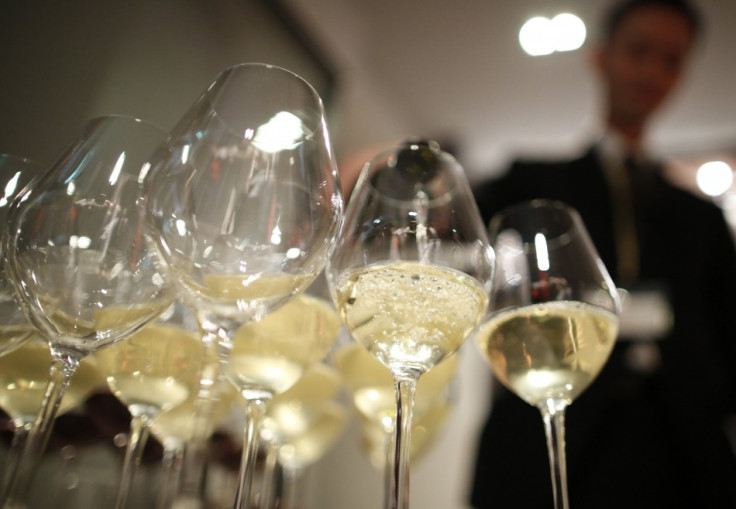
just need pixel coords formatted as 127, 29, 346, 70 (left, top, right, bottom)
0, 63, 619, 509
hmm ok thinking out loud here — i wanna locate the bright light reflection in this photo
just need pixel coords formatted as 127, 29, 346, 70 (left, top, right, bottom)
0, 172, 21, 207
271, 225, 282, 245
69, 235, 92, 249
535, 233, 550, 271
286, 247, 301, 259
697, 161, 733, 197
251, 111, 305, 153
109, 152, 126, 186
520, 13, 586, 56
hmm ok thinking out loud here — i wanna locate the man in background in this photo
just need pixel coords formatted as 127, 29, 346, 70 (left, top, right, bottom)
471, 0, 736, 507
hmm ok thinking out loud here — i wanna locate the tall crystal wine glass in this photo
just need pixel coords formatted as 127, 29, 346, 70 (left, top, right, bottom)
144, 62, 343, 509
95, 298, 204, 509
1, 115, 172, 509
327, 140, 493, 509
0, 154, 46, 357
474, 199, 620, 509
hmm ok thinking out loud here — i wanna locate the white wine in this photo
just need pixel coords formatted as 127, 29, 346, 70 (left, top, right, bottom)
476, 301, 618, 406
276, 401, 349, 469
334, 342, 458, 424
150, 382, 238, 447
334, 261, 486, 374
226, 294, 340, 398
177, 271, 312, 321
0, 339, 103, 420
264, 363, 342, 438
96, 323, 203, 416
44, 300, 171, 349
360, 398, 452, 469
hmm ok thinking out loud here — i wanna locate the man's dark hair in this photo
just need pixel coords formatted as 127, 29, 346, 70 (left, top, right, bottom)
602, 0, 703, 41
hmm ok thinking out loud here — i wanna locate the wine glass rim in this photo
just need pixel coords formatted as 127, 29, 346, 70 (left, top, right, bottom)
84, 114, 168, 135
354, 143, 463, 207
214, 62, 324, 101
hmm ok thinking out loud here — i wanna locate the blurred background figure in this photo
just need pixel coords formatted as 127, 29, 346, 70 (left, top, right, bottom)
471, 0, 736, 507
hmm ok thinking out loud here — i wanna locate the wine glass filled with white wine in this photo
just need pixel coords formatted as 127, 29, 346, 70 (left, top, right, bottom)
327, 140, 493, 509
474, 199, 620, 509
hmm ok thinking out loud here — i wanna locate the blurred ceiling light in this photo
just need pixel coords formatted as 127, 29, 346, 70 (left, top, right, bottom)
519, 13, 586, 56
696, 160, 733, 197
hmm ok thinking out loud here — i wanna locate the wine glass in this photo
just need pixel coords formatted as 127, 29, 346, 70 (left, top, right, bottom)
149, 378, 238, 509
94, 298, 204, 509
1, 115, 172, 509
327, 140, 493, 509
334, 341, 458, 509
0, 337, 102, 496
474, 199, 620, 509
257, 362, 348, 509
144, 62, 343, 509
0, 154, 46, 357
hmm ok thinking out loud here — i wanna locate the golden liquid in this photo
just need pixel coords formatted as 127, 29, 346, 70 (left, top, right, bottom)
335, 261, 487, 374
334, 342, 458, 424
46, 300, 171, 349
265, 363, 342, 439
476, 301, 618, 406
226, 295, 340, 398
275, 401, 348, 469
0, 340, 103, 420
149, 382, 238, 447
96, 323, 203, 415
360, 399, 452, 468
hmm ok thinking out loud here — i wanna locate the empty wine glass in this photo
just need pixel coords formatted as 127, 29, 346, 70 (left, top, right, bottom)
144, 63, 343, 509
0, 154, 46, 357
2, 115, 172, 509
327, 140, 493, 509
94, 298, 204, 509
474, 199, 620, 509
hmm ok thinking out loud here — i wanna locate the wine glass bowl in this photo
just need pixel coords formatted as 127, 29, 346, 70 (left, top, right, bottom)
143, 62, 344, 509
1, 115, 172, 508
474, 199, 620, 509
5, 116, 172, 354
327, 140, 493, 509
146, 63, 343, 324
0, 154, 46, 357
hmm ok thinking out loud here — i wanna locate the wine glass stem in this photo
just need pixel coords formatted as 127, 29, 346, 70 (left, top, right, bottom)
174, 334, 221, 508
258, 439, 279, 509
1, 354, 79, 509
539, 399, 570, 509
381, 420, 396, 509
233, 398, 267, 509
0, 421, 31, 500
279, 466, 302, 509
156, 443, 185, 509
113, 414, 152, 509
390, 377, 417, 509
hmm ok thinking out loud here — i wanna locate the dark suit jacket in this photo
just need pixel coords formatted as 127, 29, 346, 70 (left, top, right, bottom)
471, 147, 736, 508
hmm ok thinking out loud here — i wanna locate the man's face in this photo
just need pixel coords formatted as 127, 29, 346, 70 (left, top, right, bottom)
596, 5, 694, 128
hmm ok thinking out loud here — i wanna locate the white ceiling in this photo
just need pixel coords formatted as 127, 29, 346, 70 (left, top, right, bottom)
286, 0, 736, 181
